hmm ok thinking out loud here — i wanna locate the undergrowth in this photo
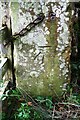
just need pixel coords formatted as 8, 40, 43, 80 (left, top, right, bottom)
1, 85, 80, 120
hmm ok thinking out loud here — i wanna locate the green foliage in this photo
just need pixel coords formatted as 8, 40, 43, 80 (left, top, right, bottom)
36, 96, 53, 109
14, 88, 80, 119
15, 102, 42, 120
15, 103, 31, 120
67, 88, 80, 105
2, 87, 80, 120
1, 89, 21, 101
2, 89, 51, 120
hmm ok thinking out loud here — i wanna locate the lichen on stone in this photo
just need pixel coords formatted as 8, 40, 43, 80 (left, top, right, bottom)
11, 1, 71, 96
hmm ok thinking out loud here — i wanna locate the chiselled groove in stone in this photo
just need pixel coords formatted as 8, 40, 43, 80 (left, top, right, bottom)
34, 52, 41, 60
38, 46, 52, 48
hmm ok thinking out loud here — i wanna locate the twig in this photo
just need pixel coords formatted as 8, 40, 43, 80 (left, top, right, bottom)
52, 105, 55, 119
57, 102, 80, 108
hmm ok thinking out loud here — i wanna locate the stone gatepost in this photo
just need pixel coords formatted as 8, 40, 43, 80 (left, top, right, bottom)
10, 0, 71, 96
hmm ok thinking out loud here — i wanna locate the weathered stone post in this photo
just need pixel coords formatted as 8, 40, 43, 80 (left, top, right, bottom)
10, 1, 71, 96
